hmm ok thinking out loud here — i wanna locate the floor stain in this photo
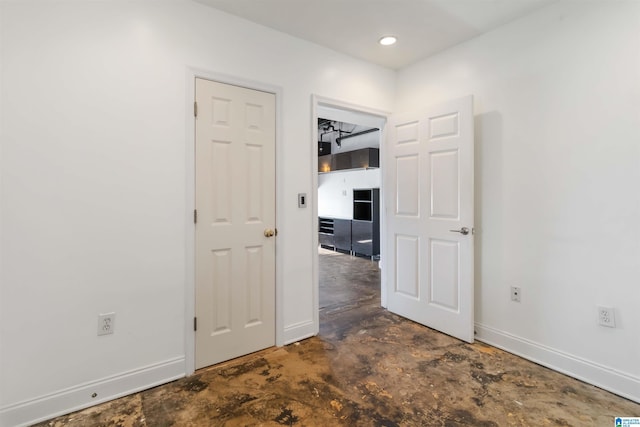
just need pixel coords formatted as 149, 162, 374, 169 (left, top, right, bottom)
180, 376, 208, 392
32, 249, 640, 427
274, 407, 299, 425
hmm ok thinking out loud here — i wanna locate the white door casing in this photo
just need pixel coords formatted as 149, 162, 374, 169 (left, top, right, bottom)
195, 78, 276, 369
384, 96, 474, 343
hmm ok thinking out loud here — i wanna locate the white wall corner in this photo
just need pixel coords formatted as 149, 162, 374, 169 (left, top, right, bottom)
0, 358, 185, 427
475, 323, 640, 404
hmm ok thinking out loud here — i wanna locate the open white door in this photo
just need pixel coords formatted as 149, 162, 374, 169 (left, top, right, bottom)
384, 96, 474, 343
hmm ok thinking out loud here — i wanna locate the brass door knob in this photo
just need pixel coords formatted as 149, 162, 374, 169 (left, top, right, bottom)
264, 229, 275, 237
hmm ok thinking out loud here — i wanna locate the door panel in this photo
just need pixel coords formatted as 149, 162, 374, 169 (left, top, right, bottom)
210, 141, 232, 222
395, 235, 419, 298
429, 239, 459, 310
195, 78, 276, 369
430, 150, 459, 218
385, 96, 474, 343
396, 155, 420, 216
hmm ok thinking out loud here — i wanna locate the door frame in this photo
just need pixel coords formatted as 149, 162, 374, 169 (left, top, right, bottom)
311, 95, 390, 318
185, 68, 285, 375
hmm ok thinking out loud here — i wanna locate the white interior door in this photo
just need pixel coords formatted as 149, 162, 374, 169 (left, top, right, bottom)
195, 78, 276, 369
384, 96, 474, 343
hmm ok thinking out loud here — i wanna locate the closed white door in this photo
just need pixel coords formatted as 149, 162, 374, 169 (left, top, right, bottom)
384, 96, 474, 343
195, 78, 276, 369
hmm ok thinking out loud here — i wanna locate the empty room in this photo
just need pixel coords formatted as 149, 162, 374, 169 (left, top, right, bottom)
1, 0, 639, 426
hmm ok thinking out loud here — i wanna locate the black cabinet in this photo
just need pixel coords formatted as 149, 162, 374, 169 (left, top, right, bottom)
333, 219, 352, 253
351, 220, 374, 255
352, 188, 380, 257
319, 217, 334, 247
318, 217, 351, 253
349, 148, 379, 169
318, 189, 379, 258
317, 148, 379, 173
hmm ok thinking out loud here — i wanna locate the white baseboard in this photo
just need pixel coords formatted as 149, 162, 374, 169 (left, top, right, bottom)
475, 323, 640, 404
282, 319, 317, 345
0, 357, 185, 427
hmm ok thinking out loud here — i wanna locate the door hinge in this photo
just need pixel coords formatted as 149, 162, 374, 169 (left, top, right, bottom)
194, 209, 197, 224
194, 101, 198, 118
194, 317, 197, 331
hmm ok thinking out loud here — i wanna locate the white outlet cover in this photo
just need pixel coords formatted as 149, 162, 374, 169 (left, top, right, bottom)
597, 306, 616, 328
98, 312, 116, 336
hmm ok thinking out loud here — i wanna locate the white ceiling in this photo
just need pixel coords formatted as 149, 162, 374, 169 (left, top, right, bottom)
194, 0, 555, 69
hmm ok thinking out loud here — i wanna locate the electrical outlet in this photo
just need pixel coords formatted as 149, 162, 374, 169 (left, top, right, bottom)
511, 286, 521, 303
598, 306, 616, 328
98, 313, 116, 336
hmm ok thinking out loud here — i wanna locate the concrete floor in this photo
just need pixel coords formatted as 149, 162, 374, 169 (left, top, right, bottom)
35, 249, 640, 426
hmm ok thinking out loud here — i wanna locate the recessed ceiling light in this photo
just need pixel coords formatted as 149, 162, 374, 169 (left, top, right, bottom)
379, 36, 397, 46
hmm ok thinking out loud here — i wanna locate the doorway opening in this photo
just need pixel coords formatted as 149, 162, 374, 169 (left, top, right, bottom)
312, 95, 474, 346
314, 101, 387, 332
